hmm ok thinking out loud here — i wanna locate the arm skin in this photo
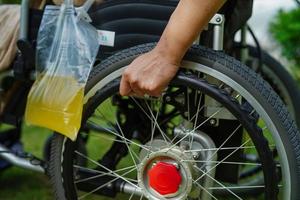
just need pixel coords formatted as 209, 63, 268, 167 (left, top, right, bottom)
120, 0, 226, 97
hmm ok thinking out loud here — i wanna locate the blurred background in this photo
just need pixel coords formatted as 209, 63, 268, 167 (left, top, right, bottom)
0, 0, 299, 199
249, 0, 300, 83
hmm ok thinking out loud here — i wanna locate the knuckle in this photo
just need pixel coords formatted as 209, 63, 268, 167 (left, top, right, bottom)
123, 71, 131, 79
147, 84, 158, 92
140, 83, 148, 91
130, 78, 139, 85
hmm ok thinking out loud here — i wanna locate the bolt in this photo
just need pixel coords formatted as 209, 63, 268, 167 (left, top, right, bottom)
173, 162, 180, 170
210, 119, 217, 126
193, 154, 199, 160
216, 17, 221, 23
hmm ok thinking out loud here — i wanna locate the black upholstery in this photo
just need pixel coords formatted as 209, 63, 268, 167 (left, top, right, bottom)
90, 0, 177, 57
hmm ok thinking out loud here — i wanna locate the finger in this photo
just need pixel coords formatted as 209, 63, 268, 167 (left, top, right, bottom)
119, 75, 132, 96
130, 82, 146, 97
130, 84, 145, 97
143, 81, 163, 97
128, 91, 141, 98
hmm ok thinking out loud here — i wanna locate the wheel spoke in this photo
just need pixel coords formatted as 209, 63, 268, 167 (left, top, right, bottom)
74, 165, 136, 184
169, 107, 223, 151
139, 194, 144, 200
130, 97, 171, 144
193, 165, 243, 200
194, 138, 251, 183
187, 87, 191, 121
183, 144, 275, 153
193, 181, 219, 200
190, 92, 204, 150
75, 151, 140, 191
188, 160, 281, 167
197, 124, 242, 172
114, 118, 141, 168
190, 94, 204, 123
208, 185, 283, 190
146, 99, 163, 157
145, 98, 172, 143
86, 121, 153, 153
128, 187, 137, 200
96, 102, 145, 165
183, 160, 264, 166
78, 167, 137, 199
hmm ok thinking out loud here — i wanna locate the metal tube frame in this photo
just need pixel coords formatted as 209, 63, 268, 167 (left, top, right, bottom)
209, 14, 225, 51
0, 144, 44, 173
20, 0, 30, 41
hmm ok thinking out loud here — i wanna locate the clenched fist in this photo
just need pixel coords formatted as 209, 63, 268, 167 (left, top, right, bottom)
120, 45, 180, 97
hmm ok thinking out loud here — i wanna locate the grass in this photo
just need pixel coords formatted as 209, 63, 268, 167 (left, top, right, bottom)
0, 167, 52, 200
0, 123, 138, 200
0, 125, 53, 200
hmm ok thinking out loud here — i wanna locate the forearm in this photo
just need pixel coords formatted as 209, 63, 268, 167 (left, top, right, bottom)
157, 0, 226, 63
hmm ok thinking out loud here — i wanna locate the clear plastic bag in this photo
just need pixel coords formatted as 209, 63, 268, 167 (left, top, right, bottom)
25, 0, 99, 141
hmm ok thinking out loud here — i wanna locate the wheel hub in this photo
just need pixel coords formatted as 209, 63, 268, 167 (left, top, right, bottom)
137, 130, 217, 200
148, 161, 182, 196
138, 139, 194, 200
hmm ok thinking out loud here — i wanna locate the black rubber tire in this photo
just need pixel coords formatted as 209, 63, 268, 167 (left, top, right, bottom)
247, 45, 300, 129
43, 135, 54, 162
49, 43, 300, 200
43, 135, 87, 164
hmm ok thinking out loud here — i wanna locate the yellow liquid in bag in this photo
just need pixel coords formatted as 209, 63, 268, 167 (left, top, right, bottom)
25, 75, 84, 141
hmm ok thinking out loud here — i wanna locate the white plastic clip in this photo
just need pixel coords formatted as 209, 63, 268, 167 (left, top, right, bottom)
76, 0, 95, 22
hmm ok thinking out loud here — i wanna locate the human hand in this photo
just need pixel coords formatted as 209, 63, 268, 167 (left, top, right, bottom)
119, 46, 180, 97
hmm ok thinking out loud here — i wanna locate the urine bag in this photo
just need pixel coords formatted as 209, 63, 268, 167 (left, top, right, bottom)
25, 0, 99, 141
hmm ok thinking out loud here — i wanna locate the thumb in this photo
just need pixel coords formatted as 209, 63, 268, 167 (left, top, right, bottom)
120, 75, 132, 96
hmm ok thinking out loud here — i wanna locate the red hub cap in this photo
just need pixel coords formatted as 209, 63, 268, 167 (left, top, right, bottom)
148, 162, 182, 195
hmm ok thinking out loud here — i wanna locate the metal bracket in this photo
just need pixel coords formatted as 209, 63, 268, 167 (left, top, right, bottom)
204, 75, 237, 121
209, 14, 225, 51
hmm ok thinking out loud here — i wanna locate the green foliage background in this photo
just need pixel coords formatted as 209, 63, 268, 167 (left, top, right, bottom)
270, 8, 300, 81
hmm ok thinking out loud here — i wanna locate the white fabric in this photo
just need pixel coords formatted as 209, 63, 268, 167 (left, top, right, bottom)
0, 5, 20, 71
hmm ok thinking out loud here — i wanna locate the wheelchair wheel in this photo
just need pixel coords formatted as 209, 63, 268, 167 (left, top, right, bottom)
49, 43, 300, 200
